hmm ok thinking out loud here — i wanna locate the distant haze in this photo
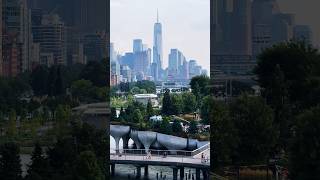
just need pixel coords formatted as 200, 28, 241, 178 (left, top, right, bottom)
110, 0, 319, 71
110, 0, 210, 71
278, 0, 320, 47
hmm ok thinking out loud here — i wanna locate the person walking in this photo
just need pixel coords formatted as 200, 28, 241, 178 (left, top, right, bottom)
201, 153, 205, 163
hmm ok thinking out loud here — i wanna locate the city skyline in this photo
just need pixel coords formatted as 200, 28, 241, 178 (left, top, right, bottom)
110, 0, 210, 71
278, 0, 320, 47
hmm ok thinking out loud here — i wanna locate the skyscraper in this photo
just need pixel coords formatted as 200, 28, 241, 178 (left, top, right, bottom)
82, 33, 107, 62
133, 39, 143, 53
232, 0, 252, 55
189, 60, 197, 78
252, 0, 279, 58
168, 49, 179, 80
271, 13, 295, 44
293, 25, 313, 45
2, 0, 33, 76
32, 14, 67, 66
153, 10, 163, 80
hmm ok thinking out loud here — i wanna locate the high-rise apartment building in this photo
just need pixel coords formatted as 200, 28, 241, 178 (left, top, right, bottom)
32, 14, 67, 66
212, 0, 300, 77
2, 0, 33, 76
28, 0, 108, 66
82, 33, 107, 62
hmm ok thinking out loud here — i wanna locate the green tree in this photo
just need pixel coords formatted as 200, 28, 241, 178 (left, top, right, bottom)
255, 41, 320, 110
71, 123, 108, 178
47, 137, 77, 175
71, 79, 94, 102
76, 151, 104, 180
161, 90, 172, 115
54, 66, 64, 96
211, 101, 238, 170
230, 95, 277, 164
132, 109, 143, 124
289, 106, 320, 179
7, 110, 17, 138
118, 107, 126, 122
193, 82, 201, 105
118, 82, 130, 92
200, 96, 213, 125
171, 119, 182, 134
47, 66, 58, 97
130, 86, 141, 94
0, 142, 22, 180
31, 65, 49, 96
80, 60, 108, 87
171, 94, 183, 115
182, 93, 197, 114
26, 142, 49, 180
136, 80, 156, 93
55, 105, 71, 136
146, 100, 154, 119
255, 42, 320, 149
111, 107, 117, 121
160, 117, 172, 135
188, 120, 198, 135
190, 75, 210, 96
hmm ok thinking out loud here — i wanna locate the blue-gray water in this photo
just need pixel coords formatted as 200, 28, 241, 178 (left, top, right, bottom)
110, 164, 200, 180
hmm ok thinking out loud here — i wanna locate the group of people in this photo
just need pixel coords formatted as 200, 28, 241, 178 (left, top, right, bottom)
146, 150, 169, 159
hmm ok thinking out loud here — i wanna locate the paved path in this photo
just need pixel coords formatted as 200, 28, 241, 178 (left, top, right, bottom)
111, 154, 209, 165
110, 148, 210, 169
193, 148, 210, 159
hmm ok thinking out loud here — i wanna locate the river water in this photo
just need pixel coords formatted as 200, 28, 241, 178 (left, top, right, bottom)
110, 136, 202, 180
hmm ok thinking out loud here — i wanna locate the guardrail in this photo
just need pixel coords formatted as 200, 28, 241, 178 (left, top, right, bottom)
191, 143, 210, 156
111, 148, 191, 156
110, 148, 210, 165
110, 143, 210, 157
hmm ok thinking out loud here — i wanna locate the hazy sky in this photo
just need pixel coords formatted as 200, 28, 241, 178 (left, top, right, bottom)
278, 0, 320, 47
111, 0, 320, 71
110, 0, 210, 71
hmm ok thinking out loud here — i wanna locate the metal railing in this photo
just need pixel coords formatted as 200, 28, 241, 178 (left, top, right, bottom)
191, 143, 210, 156
110, 148, 210, 165
111, 148, 192, 156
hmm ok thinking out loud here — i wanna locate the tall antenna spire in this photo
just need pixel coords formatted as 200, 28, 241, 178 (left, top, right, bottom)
157, 9, 159, 23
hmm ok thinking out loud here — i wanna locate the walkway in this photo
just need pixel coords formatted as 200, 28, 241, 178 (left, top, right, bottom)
110, 145, 210, 180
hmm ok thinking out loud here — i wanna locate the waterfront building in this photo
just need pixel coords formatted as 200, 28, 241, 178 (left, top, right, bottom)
134, 94, 159, 107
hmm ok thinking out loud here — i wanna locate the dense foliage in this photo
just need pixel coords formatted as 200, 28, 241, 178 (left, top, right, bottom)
0, 122, 107, 180
211, 41, 320, 179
